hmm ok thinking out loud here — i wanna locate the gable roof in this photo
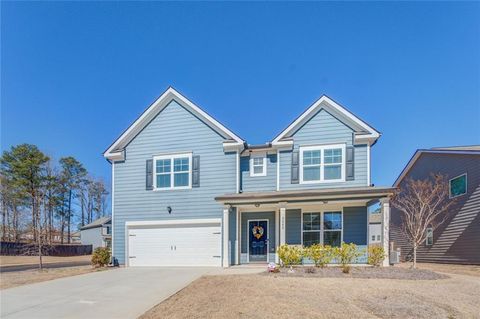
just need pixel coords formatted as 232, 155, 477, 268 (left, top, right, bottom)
104, 87, 245, 161
271, 95, 380, 146
80, 216, 111, 230
393, 146, 480, 187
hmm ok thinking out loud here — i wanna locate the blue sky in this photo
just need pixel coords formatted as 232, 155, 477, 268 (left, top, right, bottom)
2, 1, 479, 195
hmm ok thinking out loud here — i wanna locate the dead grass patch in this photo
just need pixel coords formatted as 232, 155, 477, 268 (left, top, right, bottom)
0, 265, 108, 289
140, 271, 480, 319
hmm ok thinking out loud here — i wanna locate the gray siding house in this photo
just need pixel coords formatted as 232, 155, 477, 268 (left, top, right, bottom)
104, 87, 394, 267
391, 146, 480, 265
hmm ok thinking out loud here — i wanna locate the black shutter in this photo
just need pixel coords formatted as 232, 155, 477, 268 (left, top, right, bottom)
291, 151, 299, 184
146, 159, 153, 190
346, 146, 354, 181
192, 155, 200, 188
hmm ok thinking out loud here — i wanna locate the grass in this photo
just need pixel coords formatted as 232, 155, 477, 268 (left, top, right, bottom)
140, 263, 480, 319
1, 265, 109, 290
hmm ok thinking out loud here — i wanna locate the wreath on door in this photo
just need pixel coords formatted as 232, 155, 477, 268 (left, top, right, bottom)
252, 225, 264, 240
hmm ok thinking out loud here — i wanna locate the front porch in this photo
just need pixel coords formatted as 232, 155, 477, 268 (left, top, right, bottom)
216, 186, 395, 267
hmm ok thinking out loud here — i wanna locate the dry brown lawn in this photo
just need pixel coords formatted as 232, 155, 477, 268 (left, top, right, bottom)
0, 255, 91, 266
0, 265, 108, 289
140, 264, 480, 319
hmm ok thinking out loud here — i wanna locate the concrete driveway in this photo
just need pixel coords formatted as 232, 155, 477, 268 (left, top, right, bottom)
1, 267, 217, 319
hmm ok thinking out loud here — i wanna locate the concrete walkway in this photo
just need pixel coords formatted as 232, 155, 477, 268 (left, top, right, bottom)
1, 267, 218, 319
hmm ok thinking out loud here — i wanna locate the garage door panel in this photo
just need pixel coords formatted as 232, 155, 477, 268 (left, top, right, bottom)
127, 222, 221, 267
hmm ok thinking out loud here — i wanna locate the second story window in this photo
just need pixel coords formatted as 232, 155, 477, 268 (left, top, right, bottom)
250, 155, 267, 177
300, 144, 345, 183
449, 173, 467, 198
154, 153, 192, 190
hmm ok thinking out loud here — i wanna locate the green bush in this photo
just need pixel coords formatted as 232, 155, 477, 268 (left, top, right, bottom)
367, 245, 385, 267
277, 244, 303, 267
304, 244, 333, 268
333, 242, 362, 273
91, 247, 111, 268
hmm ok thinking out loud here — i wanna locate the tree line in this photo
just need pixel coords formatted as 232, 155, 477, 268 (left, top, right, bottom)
0, 143, 109, 244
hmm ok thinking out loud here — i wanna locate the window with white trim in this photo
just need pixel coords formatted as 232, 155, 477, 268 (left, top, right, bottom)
153, 153, 192, 189
302, 212, 321, 247
300, 144, 345, 183
425, 228, 433, 246
301, 211, 343, 247
323, 211, 342, 247
449, 173, 467, 198
250, 155, 266, 177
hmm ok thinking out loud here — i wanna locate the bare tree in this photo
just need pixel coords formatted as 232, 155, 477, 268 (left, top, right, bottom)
391, 174, 456, 268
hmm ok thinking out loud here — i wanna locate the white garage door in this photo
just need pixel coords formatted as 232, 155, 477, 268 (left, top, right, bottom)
127, 222, 222, 267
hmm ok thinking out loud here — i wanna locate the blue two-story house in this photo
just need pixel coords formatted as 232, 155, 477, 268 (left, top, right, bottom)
104, 87, 394, 267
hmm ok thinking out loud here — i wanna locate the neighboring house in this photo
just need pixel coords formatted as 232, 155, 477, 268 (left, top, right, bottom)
71, 231, 81, 244
391, 146, 480, 265
80, 217, 112, 249
104, 87, 395, 267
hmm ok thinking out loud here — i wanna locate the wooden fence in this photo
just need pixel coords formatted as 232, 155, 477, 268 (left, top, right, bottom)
1, 242, 93, 256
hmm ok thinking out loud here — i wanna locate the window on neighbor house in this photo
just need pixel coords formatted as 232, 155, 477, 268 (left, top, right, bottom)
302, 212, 321, 247
371, 235, 376, 241
323, 211, 342, 247
426, 228, 433, 246
300, 144, 345, 183
377, 235, 381, 241
449, 174, 467, 198
250, 156, 266, 177
154, 153, 191, 189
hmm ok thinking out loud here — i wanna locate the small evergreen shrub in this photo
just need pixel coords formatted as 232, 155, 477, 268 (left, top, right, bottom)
304, 244, 333, 268
91, 247, 111, 268
277, 244, 303, 267
367, 245, 386, 267
333, 242, 362, 274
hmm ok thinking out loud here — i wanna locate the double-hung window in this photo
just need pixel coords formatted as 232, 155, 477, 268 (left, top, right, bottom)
153, 153, 192, 190
323, 211, 342, 247
302, 212, 321, 247
449, 173, 467, 198
250, 155, 267, 177
300, 144, 345, 183
302, 211, 343, 247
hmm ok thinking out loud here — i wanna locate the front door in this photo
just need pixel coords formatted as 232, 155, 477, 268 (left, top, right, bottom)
248, 220, 268, 262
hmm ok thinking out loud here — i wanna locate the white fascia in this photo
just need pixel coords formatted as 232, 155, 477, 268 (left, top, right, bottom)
271, 95, 380, 146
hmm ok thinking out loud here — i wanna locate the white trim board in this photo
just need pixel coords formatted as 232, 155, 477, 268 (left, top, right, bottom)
125, 219, 221, 227
104, 87, 244, 160
271, 95, 380, 146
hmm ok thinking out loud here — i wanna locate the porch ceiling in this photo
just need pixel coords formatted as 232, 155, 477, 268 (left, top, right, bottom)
215, 186, 396, 205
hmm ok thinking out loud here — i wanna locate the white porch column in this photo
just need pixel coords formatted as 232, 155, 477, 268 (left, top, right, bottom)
223, 207, 230, 268
381, 198, 390, 266
275, 209, 280, 263
235, 208, 240, 265
279, 202, 287, 247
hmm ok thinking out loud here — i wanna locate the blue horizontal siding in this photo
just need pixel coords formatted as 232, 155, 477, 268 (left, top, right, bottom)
279, 109, 368, 190
286, 209, 301, 245
113, 100, 236, 264
343, 206, 368, 245
240, 154, 277, 192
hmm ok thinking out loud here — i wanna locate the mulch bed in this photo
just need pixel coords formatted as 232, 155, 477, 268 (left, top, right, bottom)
263, 266, 448, 280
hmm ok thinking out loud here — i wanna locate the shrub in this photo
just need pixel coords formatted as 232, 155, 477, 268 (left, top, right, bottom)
91, 247, 111, 268
277, 244, 303, 267
333, 242, 362, 274
304, 244, 333, 268
367, 245, 386, 267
